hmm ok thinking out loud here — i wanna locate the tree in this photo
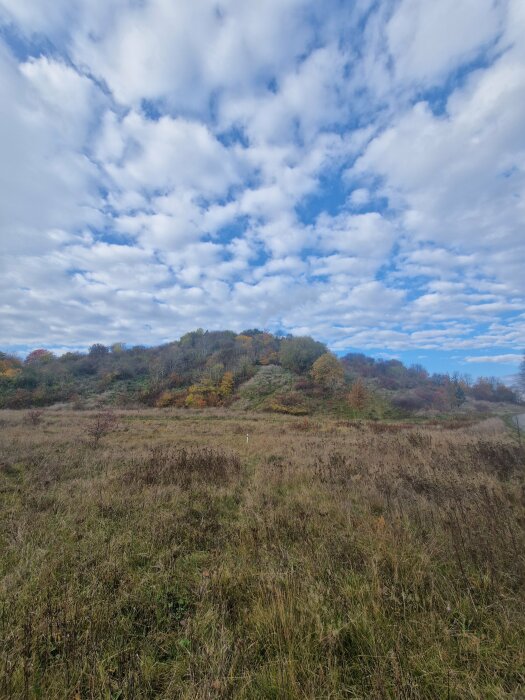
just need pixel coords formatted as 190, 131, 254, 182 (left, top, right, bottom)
206, 362, 225, 383
347, 379, 369, 412
89, 344, 109, 358
279, 337, 327, 374
0, 353, 22, 378
219, 371, 234, 398
111, 342, 126, 354
240, 328, 264, 337
25, 349, 54, 364
185, 379, 220, 408
448, 380, 466, 408
470, 377, 493, 401
311, 353, 344, 391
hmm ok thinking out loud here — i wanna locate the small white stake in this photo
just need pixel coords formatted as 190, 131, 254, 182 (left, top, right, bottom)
246, 433, 249, 444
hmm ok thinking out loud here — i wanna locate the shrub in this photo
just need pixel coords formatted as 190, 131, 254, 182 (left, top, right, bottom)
86, 411, 118, 447
267, 401, 309, 415
25, 409, 44, 426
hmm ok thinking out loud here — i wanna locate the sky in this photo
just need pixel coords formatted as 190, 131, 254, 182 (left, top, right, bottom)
0, 0, 524, 379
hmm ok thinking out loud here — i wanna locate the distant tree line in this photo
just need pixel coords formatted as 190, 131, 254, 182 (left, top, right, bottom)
0, 331, 522, 412
341, 353, 520, 411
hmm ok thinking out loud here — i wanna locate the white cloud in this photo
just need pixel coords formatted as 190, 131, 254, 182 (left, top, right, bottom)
0, 0, 524, 367
465, 354, 523, 364
100, 111, 242, 197
70, 0, 320, 113
0, 44, 103, 254
387, 0, 502, 85
349, 188, 370, 206
221, 44, 349, 145
352, 0, 525, 324
315, 211, 395, 259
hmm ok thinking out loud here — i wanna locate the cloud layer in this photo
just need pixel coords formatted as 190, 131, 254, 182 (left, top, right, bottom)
0, 0, 524, 371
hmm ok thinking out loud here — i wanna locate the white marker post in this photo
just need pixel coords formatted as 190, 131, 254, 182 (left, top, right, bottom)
246, 433, 249, 445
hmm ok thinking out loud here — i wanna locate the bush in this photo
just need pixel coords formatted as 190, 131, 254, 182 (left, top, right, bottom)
25, 409, 44, 426
86, 411, 118, 447
268, 404, 308, 415
156, 389, 188, 408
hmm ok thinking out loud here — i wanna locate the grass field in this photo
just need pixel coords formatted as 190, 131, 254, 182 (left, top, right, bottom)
0, 409, 524, 699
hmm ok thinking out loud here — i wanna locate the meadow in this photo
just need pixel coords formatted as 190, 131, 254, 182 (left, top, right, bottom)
0, 409, 524, 699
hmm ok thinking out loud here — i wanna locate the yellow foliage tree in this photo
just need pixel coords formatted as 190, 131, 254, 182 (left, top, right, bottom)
235, 334, 253, 347
219, 371, 234, 398
156, 390, 178, 408
0, 366, 21, 378
311, 353, 345, 390
0, 356, 22, 378
185, 380, 220, 408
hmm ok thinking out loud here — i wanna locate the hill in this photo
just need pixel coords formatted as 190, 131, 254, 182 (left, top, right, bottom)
0, 329, 521, 414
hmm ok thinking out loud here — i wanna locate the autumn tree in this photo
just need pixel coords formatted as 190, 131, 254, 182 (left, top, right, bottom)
25, 349, 54, 364
185, 379, 220, 408
348, 378, 369, 412
111, 342, 126, 354
311, 353, 345, 391
0, 353, 22, 378
219, 371, 234, 398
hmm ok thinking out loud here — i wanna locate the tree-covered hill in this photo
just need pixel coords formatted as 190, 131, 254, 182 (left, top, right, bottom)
0, 329, 521, 413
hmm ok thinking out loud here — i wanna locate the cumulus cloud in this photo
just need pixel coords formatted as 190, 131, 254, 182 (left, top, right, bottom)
0, 0, 523, 374
0, 45, 103, 254
386, 0, 502, 85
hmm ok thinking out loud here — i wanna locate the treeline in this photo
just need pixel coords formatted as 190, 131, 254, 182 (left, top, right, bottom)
0, 329, 521, 412
341, 354, 519, 411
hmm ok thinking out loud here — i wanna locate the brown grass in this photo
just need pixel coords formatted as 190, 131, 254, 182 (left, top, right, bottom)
0, 408, 523, 698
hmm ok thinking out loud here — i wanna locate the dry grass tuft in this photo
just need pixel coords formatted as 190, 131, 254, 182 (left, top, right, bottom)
122, 445, 241, 487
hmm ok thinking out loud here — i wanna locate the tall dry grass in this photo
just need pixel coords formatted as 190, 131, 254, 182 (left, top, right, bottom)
0, 409, 523, 698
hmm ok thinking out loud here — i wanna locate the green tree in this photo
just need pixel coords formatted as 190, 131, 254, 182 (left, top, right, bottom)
88, 344, 109, 358
279, 337, 327, 374
451, 381, 466, 407
207, 362, 225, 383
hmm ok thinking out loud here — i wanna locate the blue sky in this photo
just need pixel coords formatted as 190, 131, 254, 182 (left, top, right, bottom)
0, 0, 524, 379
